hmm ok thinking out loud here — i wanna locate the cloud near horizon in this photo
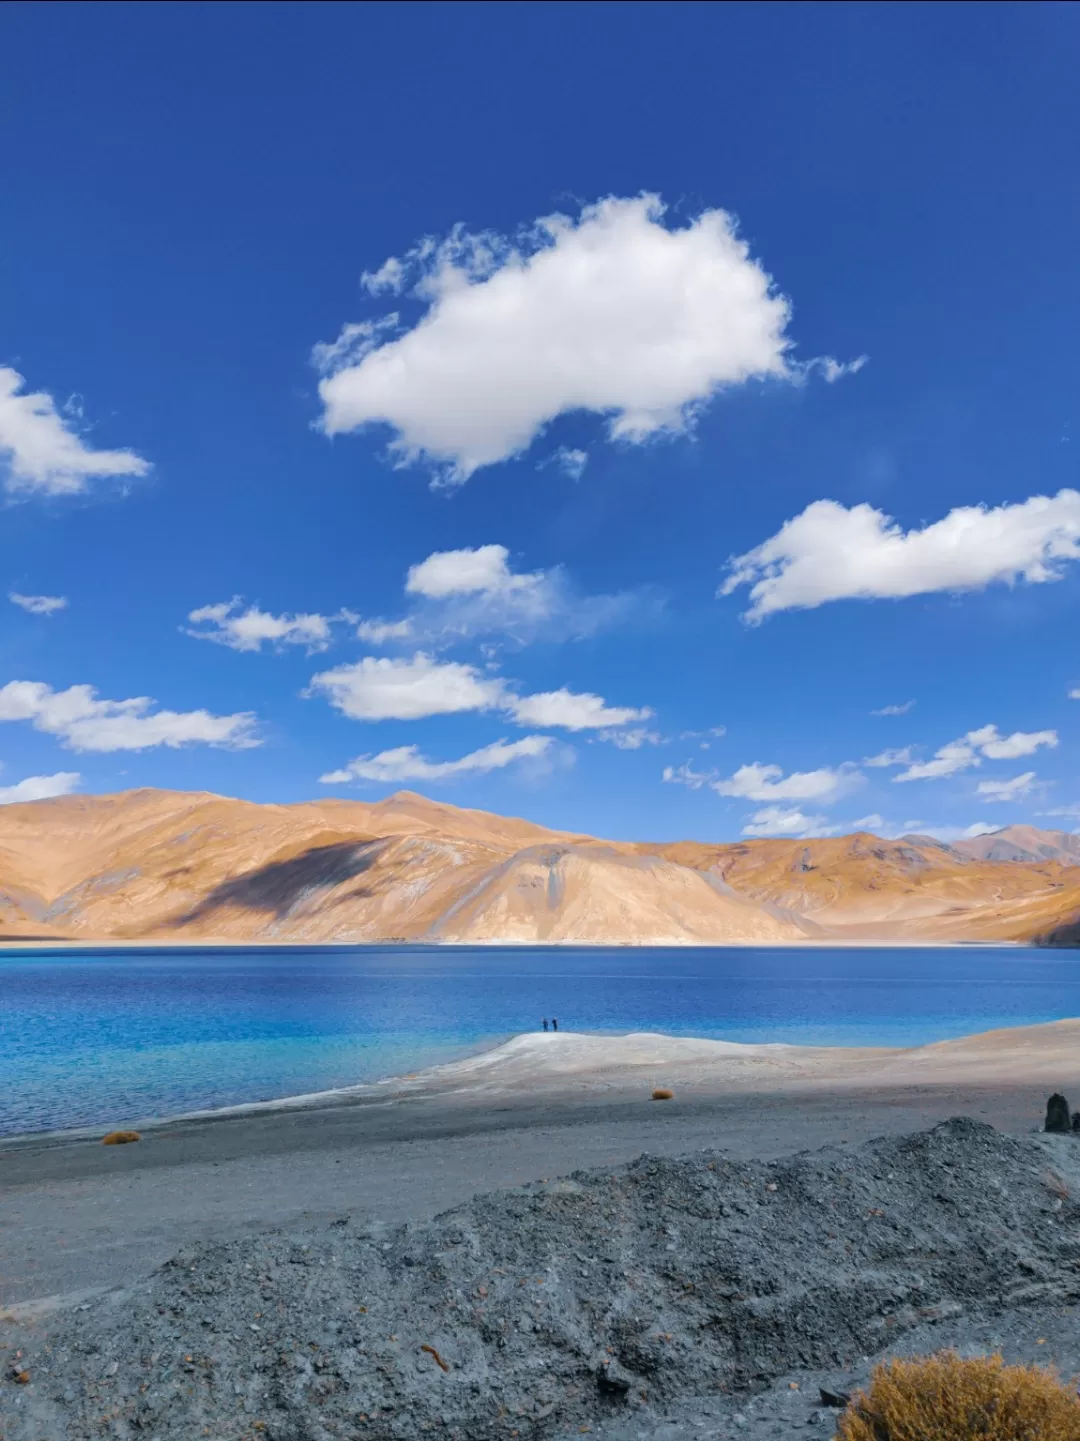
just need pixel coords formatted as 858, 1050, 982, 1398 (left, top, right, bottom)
320, 734, 554, 785
975, 771, 1037, 802
0, 680, 259, 752
0, 366, 150, 496
741, 805, 836, 837
314, 194, 810, 484
721, 489, 1080, 621
0, 769, 80, 804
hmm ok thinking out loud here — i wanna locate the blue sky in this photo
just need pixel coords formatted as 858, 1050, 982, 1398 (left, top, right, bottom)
1, 0, 1078, 842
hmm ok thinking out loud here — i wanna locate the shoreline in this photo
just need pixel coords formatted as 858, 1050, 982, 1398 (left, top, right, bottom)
6, 1018, 1080, 1308
6, 1016, 1080, 1153
0, 936, 1028, 951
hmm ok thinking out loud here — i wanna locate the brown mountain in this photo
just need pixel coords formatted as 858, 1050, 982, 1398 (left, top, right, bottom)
1, 789, 1078, 946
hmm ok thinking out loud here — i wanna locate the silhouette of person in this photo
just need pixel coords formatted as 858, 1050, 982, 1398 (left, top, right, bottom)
552, 1017, 558, 1031
542, 1018, 548, 1032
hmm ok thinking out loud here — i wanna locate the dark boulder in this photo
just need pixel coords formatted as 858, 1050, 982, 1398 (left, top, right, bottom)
1045, 1093, 1072, 1134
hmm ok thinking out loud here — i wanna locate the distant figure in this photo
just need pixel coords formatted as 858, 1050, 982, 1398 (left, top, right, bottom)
542, 1018, 548, 1032
1045, 1093, 1072, 1134
552, 1017, 558, 1031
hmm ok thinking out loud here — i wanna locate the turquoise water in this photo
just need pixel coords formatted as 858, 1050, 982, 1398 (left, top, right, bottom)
2, 944, 1079, 1137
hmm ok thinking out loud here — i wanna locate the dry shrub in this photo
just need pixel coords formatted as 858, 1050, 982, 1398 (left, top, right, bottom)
101, 1130, 141, 1145
651, 1088, 674, 1101
838, 1351, 1080, 1441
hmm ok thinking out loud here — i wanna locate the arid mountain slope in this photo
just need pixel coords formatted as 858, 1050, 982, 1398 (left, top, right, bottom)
1, 789, 1078, 945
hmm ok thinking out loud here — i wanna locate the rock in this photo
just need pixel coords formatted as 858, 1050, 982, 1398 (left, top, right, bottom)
596, 1360, 635, 1396
651, 1088, 675, 1101
819, 1388, 851, 1408
1044, 1094, 1072, 1134
101, 1130, 141, 1145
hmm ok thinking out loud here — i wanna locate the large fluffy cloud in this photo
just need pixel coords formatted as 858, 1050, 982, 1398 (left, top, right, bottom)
308, 655, 507, 722
0, 681, 258, 752
0, 770, 80, 804
711, 760, 858, 804
320, 735, 552, 785
308, 652, 650, 732
722, 490, 1080, 621
507, 688, 652, 732
314, 195, 800, 483
0, 366, 150, 496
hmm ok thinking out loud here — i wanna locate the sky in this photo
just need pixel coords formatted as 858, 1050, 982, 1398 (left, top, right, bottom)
1, 0, 1078, 843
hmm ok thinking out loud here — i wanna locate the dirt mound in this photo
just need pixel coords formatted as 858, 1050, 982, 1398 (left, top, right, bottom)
7, 1119, 1080, 1440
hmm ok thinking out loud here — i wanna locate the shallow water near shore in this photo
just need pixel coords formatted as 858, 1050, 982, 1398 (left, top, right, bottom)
3, 943, 1079, 1136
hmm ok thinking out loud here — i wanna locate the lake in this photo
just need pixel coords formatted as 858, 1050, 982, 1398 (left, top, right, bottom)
3, 943, 1079, 1137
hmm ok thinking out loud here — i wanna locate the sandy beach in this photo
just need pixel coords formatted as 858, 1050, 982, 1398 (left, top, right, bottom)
4, 1020, 1080, 1314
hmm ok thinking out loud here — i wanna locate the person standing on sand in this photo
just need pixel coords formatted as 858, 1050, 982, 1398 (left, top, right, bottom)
542, 1018, 548, 1031
552, 1017, 558, 1031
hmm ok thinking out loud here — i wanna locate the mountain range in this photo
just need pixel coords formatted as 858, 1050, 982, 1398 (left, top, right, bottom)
2, 788, 1079, 947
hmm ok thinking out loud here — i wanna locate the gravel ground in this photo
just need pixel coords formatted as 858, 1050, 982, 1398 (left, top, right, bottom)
4, 1117, 1080, 1440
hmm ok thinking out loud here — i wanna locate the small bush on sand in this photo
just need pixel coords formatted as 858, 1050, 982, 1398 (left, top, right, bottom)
838, 1351, 1080, 1440
651, 1088, 674, 1101
101, 1130, 141, 1145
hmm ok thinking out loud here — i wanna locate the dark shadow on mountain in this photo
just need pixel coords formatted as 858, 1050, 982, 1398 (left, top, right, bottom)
170, 840, 384, 926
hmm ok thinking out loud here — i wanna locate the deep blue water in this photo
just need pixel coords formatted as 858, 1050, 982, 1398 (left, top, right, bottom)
2, 944, 1079, 1137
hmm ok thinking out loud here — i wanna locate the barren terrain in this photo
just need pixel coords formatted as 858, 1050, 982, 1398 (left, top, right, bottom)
2, 787, 1080, 945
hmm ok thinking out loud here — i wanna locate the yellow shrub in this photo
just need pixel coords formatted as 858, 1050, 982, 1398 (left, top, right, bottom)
838, 1351, 1080, 1440
101, 1129, 141, 1145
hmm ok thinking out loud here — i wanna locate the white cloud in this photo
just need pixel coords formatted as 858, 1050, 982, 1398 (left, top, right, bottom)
863, 747, 916, 768
309, 654, 507, 722
355, 617, 414, 644
1069, 688, 1080, 701
722, 489, 1080, 621
315, 194, 800, 483
0, 680, 258, 752
597, 727, 662, 750
712, 760, 859, 804
742, 806, 836, 838
320, 734, 552, 785
0, 366, 150, 496
976, 771, 1037, 802
405, 544, 540, 599
0, 770, 80, 804
550, 447, 588, 480
662, 760, 715, 790
187, 599, 339, 653
817, 355, 869, 383
910, 822, 998, 842
894, 724, 1058, 782
9, 591, 68, 616
508, 688, 652, 732
362, 543, 648, 648
871, 700, 915, 717
1041, 804, 1080, 819
308, 652, 651, 736
969, 724, 1057, 760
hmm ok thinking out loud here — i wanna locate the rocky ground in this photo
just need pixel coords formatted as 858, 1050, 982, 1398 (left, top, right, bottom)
5, 1117, 1080, 1440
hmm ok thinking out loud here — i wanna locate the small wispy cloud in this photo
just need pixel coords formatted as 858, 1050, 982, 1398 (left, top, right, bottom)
871, 700, 915, 717
9, 591, 68, 616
